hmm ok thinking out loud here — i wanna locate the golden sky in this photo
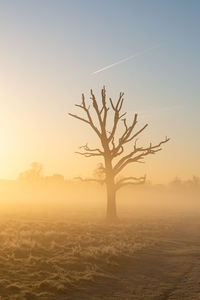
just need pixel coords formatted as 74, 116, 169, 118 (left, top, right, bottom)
0, 1, 199, 183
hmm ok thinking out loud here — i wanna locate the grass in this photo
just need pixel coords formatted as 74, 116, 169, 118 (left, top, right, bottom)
0, 216, 173, 299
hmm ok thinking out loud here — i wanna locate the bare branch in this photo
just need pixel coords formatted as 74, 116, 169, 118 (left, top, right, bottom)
122, 118, 128, 131
68, 113, 90, 124
108, 92, 125, 143
75, 143, 103, 157
116, 175, 146, 185
109, 115, 138, 158
125, 123, 148, 144
114, 137, 170, 175
110, 114, 139, 157
115, 145, 124, 157
119, 112, 127, 119
115, 175, 146, 191
74, 177, 105, 185
101, 86, 109, 128
79, 143, 103, 153
109, 97, 115, 110
69, 94, 102, 138
90, 89, 104, 131
75, 151, 102, 157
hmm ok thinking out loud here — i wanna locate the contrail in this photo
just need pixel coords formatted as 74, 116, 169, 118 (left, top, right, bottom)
92, 44, 161, 75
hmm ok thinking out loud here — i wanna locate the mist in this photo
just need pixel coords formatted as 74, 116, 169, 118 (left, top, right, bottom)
1, 178, 199, 220
1, 178, 200, 298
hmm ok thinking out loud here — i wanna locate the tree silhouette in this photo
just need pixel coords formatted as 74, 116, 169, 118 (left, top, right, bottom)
18, 162, 43, 182
69, 87, 169, 222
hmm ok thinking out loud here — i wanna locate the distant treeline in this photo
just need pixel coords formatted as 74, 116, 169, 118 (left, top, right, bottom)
18, 162, 65, 184
2, 162, 199, 192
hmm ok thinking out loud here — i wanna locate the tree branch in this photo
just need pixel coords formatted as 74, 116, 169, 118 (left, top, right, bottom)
108, 92, 125, 142
110, 114, 145, 158
68, 113, 90, 125
114, 137, 170, 175
101, 86, 109, 128
69, 93, 101, 138
75, 143, 103, 157
90, 89, 104, 134
75, 151, 102, 157
74, 177, 105, 185
115, 175, 146, 191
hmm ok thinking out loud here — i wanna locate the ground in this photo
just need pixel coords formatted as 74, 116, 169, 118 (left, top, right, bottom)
0, 213, 200, 299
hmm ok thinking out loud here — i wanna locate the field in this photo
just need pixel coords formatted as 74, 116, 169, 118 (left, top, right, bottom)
0, 214, 200, 299
0, 183, 200, 299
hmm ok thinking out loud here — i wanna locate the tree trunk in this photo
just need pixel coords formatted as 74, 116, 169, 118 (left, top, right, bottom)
103, 147, 118, 223
106, 186, 117, 222
105, 176, 118, 223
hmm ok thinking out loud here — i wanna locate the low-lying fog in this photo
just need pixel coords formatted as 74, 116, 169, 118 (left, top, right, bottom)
0, 180, 199, 221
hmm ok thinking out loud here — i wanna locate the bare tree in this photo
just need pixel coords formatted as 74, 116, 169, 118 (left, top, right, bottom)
69, 87, 169, 222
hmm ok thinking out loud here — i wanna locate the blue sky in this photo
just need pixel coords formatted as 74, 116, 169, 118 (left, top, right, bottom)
0, 0, 199, 181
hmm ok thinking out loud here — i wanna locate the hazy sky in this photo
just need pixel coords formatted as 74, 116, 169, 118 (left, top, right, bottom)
0, 0, 199, 182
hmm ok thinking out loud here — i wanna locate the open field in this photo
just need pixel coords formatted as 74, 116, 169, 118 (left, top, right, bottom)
0, 183, 200, 299
0, 214, 200, 299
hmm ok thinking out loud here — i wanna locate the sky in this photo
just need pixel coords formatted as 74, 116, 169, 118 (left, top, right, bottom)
0, 0, 199, 183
